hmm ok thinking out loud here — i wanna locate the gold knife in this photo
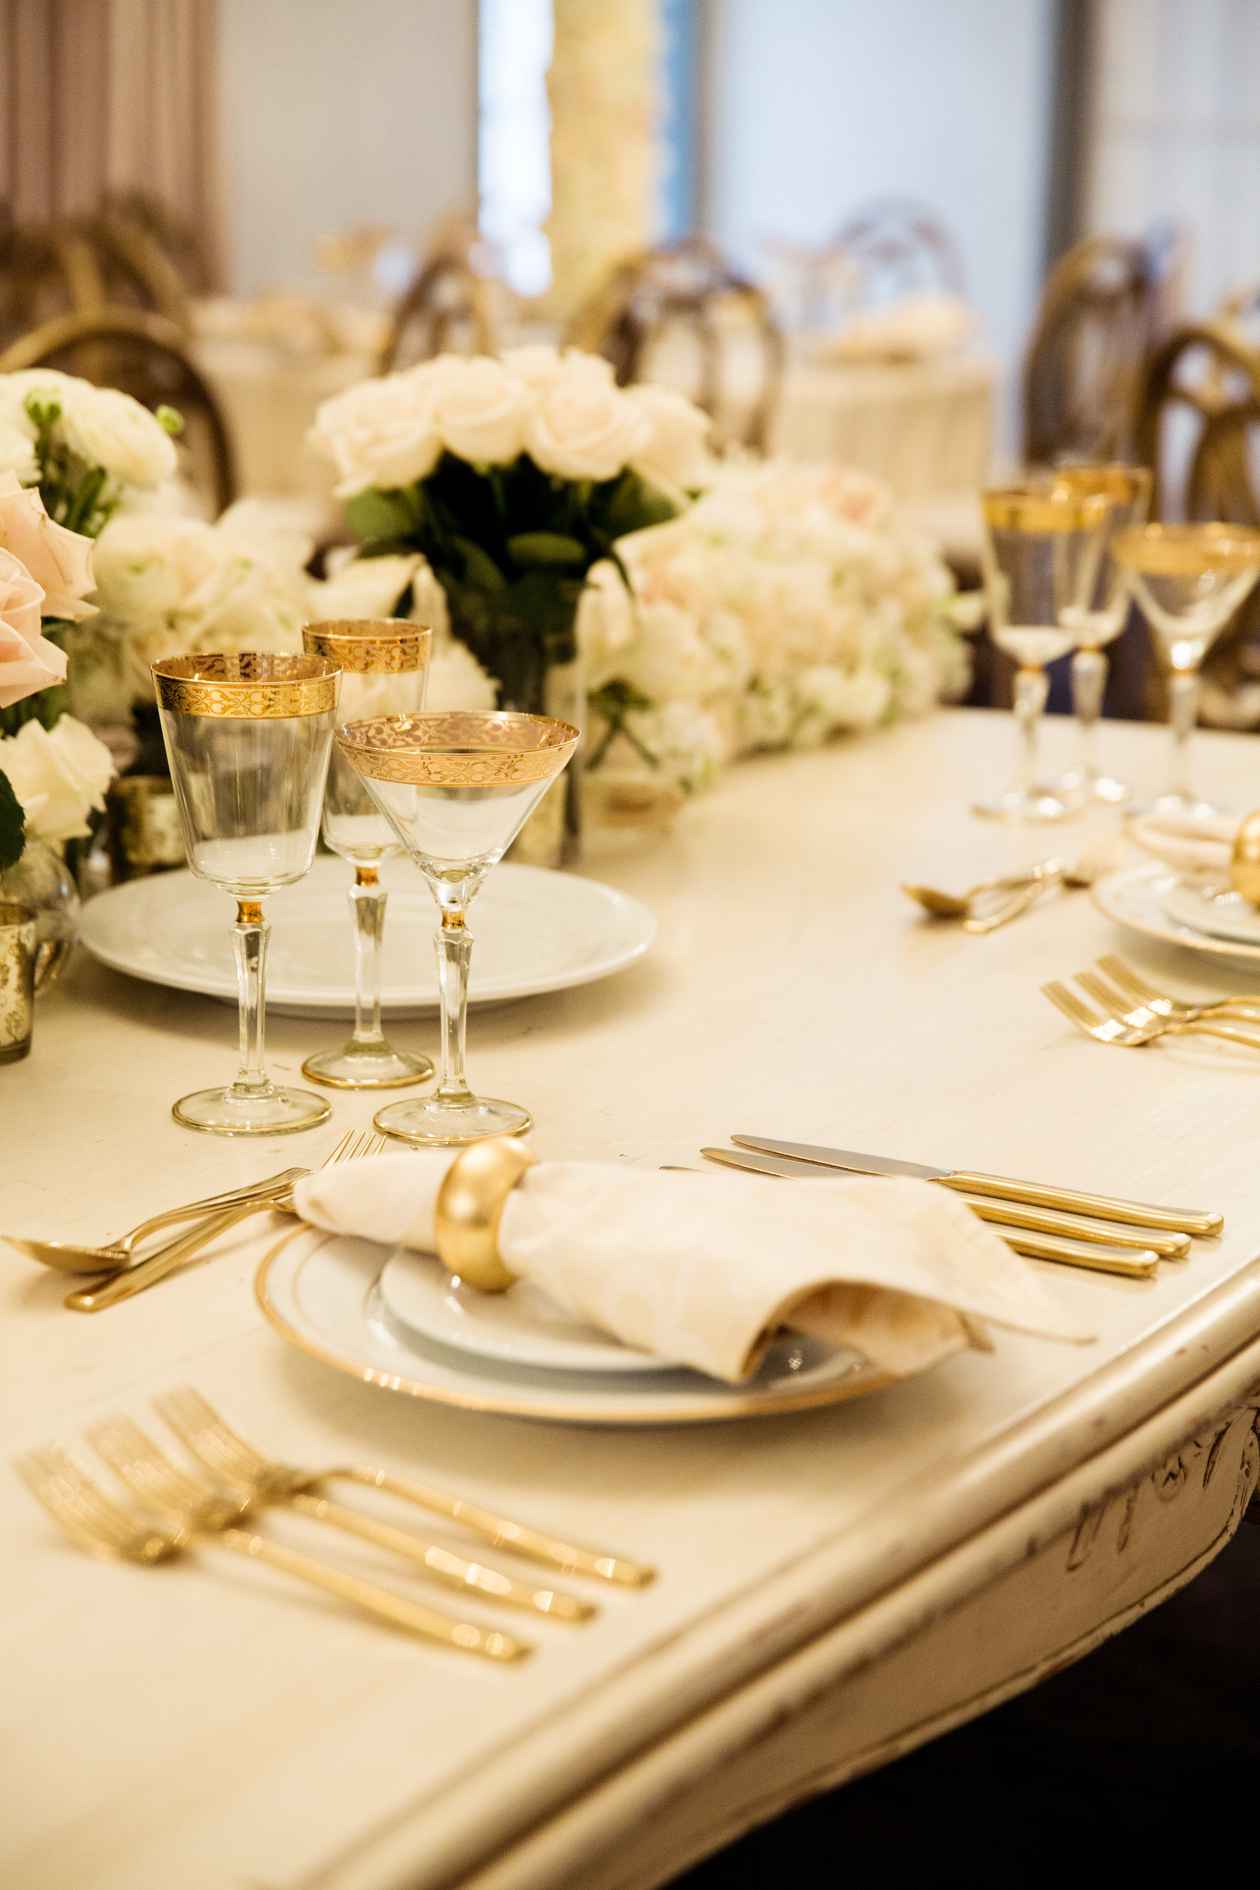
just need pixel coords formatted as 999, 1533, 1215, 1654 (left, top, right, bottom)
729, 1136, 1223, 1238
699, 1149, 1160, 1278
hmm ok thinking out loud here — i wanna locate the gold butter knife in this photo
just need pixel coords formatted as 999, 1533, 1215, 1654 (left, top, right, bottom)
730, 1136, 1223, 1238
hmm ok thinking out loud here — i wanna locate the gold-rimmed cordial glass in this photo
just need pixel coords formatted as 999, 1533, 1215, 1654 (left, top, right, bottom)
300, 620, 434, 1090
1050, 463, 1152, 806
335, 711, 580, 1146
153, 653, 339, 1136
974, 485, 1113, 822
1112, 523, 1260, 818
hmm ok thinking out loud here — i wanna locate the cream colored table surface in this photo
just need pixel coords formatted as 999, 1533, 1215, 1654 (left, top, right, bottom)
5, 709, 1260, 1890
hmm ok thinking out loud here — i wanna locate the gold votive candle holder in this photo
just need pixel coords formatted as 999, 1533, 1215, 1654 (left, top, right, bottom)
0, 901, 37, 1064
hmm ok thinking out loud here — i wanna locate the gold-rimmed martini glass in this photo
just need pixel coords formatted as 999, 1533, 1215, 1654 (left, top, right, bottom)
300, 619, 434, 1090
153, 653, 339, 1135
335, 710, 580, 1146
975, 485, 1113, 822
1112, 522, 1260, 818
1050, 463, 1152, 805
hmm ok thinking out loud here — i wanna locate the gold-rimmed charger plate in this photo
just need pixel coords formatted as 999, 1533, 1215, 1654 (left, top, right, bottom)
255, 1225, 893, 1427
1092, 863, 1260, 973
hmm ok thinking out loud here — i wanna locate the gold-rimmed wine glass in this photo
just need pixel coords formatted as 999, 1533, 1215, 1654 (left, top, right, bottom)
1112, 522, 1260, 818
300, 619, 434, 1090
152, 653, 339, 1136
335, 711, 580, 1146
975, 485, 1113, 822
1050, 462, 1152, 805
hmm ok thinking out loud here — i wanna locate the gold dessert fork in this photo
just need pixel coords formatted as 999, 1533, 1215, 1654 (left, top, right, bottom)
17, 1444, 526, 1660
157, 1386, 656, 1588
1043, 978, 1260, 1052
1096, 954, 1260, 1024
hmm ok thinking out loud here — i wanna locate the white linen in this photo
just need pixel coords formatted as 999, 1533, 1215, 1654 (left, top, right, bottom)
295, 1151, 1093, 1385
1130, 809, 1238, 882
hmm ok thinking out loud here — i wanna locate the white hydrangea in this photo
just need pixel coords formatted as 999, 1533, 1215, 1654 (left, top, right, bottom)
423, 638, 498, 712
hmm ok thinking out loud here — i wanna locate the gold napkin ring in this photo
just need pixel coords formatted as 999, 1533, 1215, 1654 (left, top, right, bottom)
434, 1138, 536, 1292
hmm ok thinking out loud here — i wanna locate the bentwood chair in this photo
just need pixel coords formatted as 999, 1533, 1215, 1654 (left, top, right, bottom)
1131, 320, 1260, 727
829, 197, 966, 307
0, 309, 237, 516
0, 223, 108, 345
1021, 235, 1153, 466
76, 213, 193, 332
568, 240, 784, 452
378, 246, 497, 372
102, 189, 214, 296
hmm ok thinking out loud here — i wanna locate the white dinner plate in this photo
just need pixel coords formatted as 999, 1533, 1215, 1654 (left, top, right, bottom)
379, 1245, 674, 1376
1092, 863, 1260, 973
79, 857, 656, 1018
1161, 879, 1260, 947
256, 1225, 885, 1428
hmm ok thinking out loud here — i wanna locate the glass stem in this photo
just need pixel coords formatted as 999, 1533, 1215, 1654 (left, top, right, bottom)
231, 899, 274, 1101
1071, 645, 1107, 786
1013, 664, 1049, 800
348, 867, 388, 1050
1167, 668, 1199, 803
434, 909, 474, 1105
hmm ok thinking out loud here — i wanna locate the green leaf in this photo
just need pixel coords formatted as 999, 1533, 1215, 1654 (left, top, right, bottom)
505, 532, 588, 568
596, 469, 680, 541
344, 487, 423, 545
0, 769, 26, 872
452, 536, 508, 591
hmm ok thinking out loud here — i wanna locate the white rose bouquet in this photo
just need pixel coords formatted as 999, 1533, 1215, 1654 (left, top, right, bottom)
310, 347, 711, 715
583, 459, 970, 796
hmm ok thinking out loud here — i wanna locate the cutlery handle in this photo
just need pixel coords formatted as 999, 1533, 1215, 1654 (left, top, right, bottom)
963, 881, 1047, 935
327, 1466, 656, 1589
959, 1197, 1189, 1260
999, 1230, 1159, 1278
64, 1198, 281, 1313
286, 1490, 594, 1622
944, 1172, 1222, 1238
1170, 1018, 1260, 1051
214, 1526, 528, 1661
119, 1168, 305, 1248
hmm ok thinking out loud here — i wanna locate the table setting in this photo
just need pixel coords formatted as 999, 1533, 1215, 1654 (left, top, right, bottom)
7, 356, 1260, 1890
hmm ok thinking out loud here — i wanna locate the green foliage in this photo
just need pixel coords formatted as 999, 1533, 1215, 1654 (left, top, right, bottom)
343, 451, 682, 695
0, 769, 25, 872
588, 680, 659, 771
23, 392, 118, 538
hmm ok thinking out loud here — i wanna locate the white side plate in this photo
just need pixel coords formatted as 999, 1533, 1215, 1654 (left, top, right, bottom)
79, 857, 656, 1017
1092, 863, 1260, 973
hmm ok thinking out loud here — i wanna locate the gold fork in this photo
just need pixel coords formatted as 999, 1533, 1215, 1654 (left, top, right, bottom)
157, 1386, 655, 1589
17, 1444, 527, 1660
136, 1401, 592, 1622
1097, 954, 1260, 1024
1043, 979, 1260, 1052
65, 1129, 388, 1314
1075, 968, 1260, 1051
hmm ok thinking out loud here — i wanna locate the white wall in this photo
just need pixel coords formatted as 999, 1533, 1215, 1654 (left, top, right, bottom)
217, 0, 478, 297
702, 0, 1057, 436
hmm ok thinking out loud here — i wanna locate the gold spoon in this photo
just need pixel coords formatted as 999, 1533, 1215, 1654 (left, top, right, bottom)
5, 1169, 307, 1275
1229, 809, 1260, 908
901, 865, 1057, 919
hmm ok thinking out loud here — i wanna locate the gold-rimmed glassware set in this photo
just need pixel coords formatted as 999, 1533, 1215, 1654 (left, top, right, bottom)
152, 638, 578, 1146
976, 473, 1260, 825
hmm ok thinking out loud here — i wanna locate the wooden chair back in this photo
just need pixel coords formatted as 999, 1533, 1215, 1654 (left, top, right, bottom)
567, 240, 784, 452
1022, 236, 1156, 465
829, 198, 965, 305
378, 252, 496, 372
0, 309, 236, 515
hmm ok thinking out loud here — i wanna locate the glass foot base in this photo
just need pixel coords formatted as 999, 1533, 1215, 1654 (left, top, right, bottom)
972, 784, 1078, 823
1136, 790, 1226, 821
301, 1042, 434, 1091
373, 1094, 534, 1148
172, 1085, 332, 1137
1052, 769, 1131, 807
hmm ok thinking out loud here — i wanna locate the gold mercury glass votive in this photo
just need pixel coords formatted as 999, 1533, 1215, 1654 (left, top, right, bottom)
0, 901, 38, 1064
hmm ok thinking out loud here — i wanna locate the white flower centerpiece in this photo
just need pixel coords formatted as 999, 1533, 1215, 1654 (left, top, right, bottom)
310, 346, 711, 860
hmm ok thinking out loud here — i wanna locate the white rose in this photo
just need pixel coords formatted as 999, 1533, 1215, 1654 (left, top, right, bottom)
0, 714, 114, 842
309, 373, 441, 495
501, 346, 614, 393
91, 515, 204, 623
310, 552, 423, 623
525, 366, 651, 482
420, 355, 527, 466
56, 383, 178, 489
626, 384, 712, 492
423, 639, 497, 712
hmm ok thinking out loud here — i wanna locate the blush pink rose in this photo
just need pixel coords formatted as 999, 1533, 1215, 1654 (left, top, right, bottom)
0, 547, 67, 710
0, 470, 97, 622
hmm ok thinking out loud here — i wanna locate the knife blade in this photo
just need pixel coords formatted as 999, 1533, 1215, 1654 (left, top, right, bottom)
730, 1136, 1223, 1239
700, 1149, 1160, 1279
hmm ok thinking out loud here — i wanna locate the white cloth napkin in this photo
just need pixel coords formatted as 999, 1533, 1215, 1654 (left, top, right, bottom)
1130, 810, 1237, 882
295, 1152, 1093, 1385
